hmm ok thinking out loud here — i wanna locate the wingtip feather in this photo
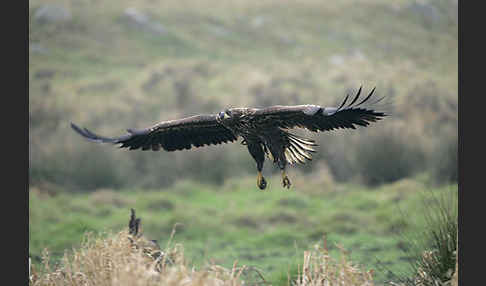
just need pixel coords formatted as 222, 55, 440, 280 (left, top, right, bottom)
347, 86, 362, 107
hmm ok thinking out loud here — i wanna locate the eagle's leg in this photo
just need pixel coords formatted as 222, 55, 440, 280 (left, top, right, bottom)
278, 160, 291, 189
247, 142, 267, 190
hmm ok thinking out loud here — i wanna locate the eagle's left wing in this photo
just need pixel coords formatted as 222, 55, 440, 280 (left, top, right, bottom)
251, 87, 387, 132
71, 114, 238, 152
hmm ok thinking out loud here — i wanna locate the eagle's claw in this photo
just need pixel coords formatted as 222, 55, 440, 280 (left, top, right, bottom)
258, 176, 267, 190
282, 176, 291, 189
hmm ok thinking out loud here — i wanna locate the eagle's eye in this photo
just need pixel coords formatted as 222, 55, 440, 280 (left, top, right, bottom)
220, 110, 231, 120
219, 111, 231, 120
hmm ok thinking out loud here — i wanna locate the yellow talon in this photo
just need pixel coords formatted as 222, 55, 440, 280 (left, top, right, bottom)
257, 172, 267, 190
281, 171, 291, 189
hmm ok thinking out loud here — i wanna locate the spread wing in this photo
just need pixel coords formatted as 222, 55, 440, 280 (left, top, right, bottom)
71, 114, 238, 152
251, 87, 387, 132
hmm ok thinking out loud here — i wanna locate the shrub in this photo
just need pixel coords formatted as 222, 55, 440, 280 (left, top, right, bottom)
353, 126, 427, 186
430, 134, 457, 184
29, 142, 125, 191
387, 187, 458, 286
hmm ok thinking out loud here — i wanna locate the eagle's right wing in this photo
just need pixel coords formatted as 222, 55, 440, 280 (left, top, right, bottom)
251, 87, 387, 132
71, 114, 238, 152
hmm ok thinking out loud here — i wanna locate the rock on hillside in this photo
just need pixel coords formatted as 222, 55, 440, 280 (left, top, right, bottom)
34, 4, 72, 24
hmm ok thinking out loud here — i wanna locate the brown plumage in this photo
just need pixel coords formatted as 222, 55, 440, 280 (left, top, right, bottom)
71, 86, 387, 190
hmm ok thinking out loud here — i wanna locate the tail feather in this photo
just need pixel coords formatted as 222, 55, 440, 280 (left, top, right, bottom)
289, 141, 312, 160
288, 133, 318, 146
285, 133, 317, 165
285, 148, 303, 164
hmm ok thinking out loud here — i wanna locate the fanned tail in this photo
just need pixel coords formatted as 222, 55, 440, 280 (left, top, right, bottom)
284, 133, 318, 165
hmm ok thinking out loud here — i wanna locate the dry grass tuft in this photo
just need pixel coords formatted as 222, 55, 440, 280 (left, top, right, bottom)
389, 245, 459, 286
30, 230, 247, 286
410, 250, 455, 286
293, 238, 374, 286
450, 245, 458, 286
30, 211, 247, 286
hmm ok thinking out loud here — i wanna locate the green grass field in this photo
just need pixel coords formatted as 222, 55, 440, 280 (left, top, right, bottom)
29, 174, 457, 284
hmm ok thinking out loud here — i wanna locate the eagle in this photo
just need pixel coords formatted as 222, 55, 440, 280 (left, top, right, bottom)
71, 86, 386, 190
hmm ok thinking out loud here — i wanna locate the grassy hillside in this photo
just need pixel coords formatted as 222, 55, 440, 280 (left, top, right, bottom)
29, 0, 458, 191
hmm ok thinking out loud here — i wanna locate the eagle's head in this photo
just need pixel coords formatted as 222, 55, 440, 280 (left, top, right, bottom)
218, 108, 247, 123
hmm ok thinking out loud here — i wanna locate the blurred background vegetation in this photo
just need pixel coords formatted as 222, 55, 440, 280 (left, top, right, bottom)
29, 0, 457, 191
29, 0, 458, 284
